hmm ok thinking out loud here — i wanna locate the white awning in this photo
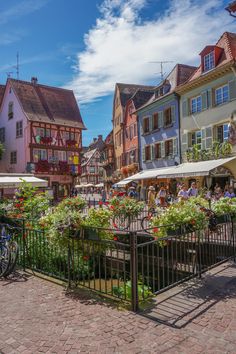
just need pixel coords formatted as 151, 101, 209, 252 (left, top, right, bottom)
95, 183, 104, 187
156, 157, 236, 179
0, 176, 48, 188
113, 179, 132, 187
125, 167, 173, 181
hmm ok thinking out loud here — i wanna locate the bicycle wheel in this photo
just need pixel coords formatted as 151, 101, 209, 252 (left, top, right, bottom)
112, 215, 130, 230
0, 244, 11, 277
4, 241, 19, 276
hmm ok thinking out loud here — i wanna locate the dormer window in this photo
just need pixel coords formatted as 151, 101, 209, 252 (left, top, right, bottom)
203, 51, 214, 72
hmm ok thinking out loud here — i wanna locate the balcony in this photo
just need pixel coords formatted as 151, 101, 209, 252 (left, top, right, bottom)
26, 161, 81, 176
30, 137, 80, 150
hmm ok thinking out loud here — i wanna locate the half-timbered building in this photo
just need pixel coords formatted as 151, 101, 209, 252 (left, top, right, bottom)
0, 77, 86, 198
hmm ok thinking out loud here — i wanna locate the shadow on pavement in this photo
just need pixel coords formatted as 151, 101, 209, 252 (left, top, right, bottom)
139, 262, 236, 329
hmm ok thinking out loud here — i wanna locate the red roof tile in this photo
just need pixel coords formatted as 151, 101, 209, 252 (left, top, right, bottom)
188, 32, 236, 82
9, 79, 86, 129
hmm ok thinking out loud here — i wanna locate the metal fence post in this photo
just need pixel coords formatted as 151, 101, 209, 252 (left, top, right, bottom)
67, 238, 71, 288
231, 216, 235, 261
22, 219, 26, 271
130, 231, 138, 312
197, 230, 202, 278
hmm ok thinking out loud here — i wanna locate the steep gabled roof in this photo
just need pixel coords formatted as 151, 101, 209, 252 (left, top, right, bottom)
135, 64, 196, 111
131, 89, 155, 110
0, 85, 5, 106
116, 83, 155, 108
81, 148, 98, 166
8, 78, 86, 129
188, 31, 236, 82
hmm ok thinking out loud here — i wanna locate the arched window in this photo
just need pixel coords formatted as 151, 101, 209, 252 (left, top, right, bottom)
8, 101, 14, 119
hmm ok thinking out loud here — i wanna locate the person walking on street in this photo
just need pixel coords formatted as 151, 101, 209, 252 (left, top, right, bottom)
148, 186, 156, 210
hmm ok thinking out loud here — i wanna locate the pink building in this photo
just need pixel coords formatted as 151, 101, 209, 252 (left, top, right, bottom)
0, 78, 86, 198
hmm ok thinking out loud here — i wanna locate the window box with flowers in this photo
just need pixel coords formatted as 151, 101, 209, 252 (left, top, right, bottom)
35, 160, 50, 173
41, 136, 52, 145
66, 139, 77, 147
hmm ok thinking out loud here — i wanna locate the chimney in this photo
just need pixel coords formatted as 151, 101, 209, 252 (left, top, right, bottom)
93, 138, 97, 143
98, 135, 103, 140
31, 77, 38, 85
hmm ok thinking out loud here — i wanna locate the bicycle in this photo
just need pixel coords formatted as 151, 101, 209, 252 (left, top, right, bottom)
0, 225, 19, 277
141, 207, 158, 231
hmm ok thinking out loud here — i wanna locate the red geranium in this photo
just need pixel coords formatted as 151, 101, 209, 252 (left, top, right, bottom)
153, 227, 159, 233
83, 255, 89, 261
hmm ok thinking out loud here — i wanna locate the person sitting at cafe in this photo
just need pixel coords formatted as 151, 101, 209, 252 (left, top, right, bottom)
224, 186, 235, 198
188, 182, 198, 197
178, 184, 189, 201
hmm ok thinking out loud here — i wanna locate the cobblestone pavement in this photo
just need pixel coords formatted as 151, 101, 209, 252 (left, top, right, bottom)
1, 263, 236, 353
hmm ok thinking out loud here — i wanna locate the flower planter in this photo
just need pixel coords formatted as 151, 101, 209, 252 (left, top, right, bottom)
83, 227, 100, 241
167, 226, 182, 236
215, 215, 228, 224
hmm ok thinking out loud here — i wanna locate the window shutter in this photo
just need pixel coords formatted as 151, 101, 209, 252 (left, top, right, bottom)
181, 133, 188, 153
173, 138, 178, 156
161, 141, 165, 158
182, 99, 188, 117
207, 89, 212, 107
149, 115, 153, 132
201, 91, 208, 110
229, 80, 236, 100
141, 118, 144, 135
159, 111, 163, 128
205, 126, 213, 149
201, 128, 206, 150
171, 105, 176, 124
151, 145, 154, 160
142, 147, 146, 161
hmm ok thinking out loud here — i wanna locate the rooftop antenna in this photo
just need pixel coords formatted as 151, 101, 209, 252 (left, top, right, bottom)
6, 72, 13, 78
11, 52, 20, 79
150, 61, 173, 81
16, 52, 19, 80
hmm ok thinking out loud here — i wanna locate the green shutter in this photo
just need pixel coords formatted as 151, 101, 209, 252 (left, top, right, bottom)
149, 116, 153, 132
140, 118, 144, 135
229, 80, 236, 100
171, 105, 176, 124
182, 99, 187, 117
205, 126, 213, 149
161, 141, 165, 158
173, 138, 178, 156
207, 89, 212, 107
201, 128, 206, 150
142, 147, 146, 161
181, 133, 188, 153
201, 91, 208, 110
159, 111, 163, 128
151, 145, 154, 160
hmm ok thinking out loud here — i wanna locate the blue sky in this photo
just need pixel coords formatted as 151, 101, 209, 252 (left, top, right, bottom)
0, 0, 234, 146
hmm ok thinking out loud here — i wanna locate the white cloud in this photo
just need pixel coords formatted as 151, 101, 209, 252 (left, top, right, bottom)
67, 0, 235, 104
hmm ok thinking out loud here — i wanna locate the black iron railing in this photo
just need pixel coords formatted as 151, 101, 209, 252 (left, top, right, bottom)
1, 214, 235, 312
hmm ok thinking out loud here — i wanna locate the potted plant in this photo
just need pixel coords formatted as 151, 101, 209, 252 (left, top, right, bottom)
82, 207, 113, 241
109, 196, 144, 226
212, 197, 236, 223
151, 200, 208, 239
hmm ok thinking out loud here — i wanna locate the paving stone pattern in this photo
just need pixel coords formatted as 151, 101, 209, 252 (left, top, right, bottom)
1, 263, 236, 353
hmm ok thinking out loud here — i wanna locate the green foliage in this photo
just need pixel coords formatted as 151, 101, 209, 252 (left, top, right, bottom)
110, 196, 144, 218
151, 200, 208, 238
186, 141, 233, 162
212, 197, 236, 216
39, 196, 86, 246
113, 280, 153, 301
82, 207, 113, 240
